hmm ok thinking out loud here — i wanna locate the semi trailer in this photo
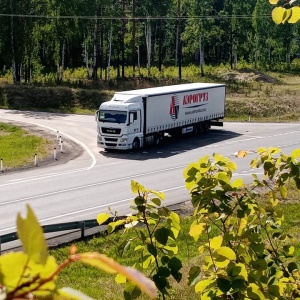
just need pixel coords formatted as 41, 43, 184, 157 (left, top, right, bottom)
96, 83, 226, 150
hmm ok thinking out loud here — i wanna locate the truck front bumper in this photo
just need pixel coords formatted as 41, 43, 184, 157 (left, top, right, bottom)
97, 135, 131, 150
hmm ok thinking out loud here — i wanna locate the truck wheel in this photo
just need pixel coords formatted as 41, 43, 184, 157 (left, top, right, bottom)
154, 134, 161, 146
132, 138, 140, 150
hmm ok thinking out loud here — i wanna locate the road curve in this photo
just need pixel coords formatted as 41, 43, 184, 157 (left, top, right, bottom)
0, 110, 300, 241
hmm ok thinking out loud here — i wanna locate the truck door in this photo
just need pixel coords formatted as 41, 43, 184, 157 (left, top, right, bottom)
128, 110, 141, 134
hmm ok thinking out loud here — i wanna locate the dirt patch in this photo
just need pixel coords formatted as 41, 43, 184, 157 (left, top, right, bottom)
220, 68, 277, 83
0, 119, 83, 174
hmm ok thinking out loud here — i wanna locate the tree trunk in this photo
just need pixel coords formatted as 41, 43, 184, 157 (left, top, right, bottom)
199, 33, 204, 77
158, 19, 162, 72
145, 20, 151, 76
107, 21, 113, 81
177, 0, 182, 80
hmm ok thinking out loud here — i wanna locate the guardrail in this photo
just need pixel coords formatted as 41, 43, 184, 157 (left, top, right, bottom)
0, 217, 118, 255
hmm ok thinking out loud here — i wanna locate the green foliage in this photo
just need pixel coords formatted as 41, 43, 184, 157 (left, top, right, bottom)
184, 147, 300, 299
97, 180, 182, 299
0, 205, 156, 300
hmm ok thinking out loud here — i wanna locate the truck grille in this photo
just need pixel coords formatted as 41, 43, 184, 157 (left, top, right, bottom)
102, 127, 121, 134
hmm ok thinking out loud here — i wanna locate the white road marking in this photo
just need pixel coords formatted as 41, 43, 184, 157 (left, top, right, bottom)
1, 162, 121, 186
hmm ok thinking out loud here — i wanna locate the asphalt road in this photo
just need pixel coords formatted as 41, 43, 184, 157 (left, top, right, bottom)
1, 110, 300, 242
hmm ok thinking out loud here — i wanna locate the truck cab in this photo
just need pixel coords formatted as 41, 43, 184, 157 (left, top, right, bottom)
96, 95, 144, 150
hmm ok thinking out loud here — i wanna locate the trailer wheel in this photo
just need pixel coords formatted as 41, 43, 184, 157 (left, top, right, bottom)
132, 138, 140, 150
198, 124, 204, 134
204, 122, 210, 132
193, 125, 199, 135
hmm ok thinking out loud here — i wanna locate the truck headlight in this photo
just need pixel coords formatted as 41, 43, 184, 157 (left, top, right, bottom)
98, 136, 103, 142
120, 137, 127, 142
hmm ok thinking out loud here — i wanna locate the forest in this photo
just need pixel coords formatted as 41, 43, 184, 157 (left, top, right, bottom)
0, 0, 299, 84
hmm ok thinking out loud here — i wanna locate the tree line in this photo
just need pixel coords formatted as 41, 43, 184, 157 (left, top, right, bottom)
0, 0, 299, 84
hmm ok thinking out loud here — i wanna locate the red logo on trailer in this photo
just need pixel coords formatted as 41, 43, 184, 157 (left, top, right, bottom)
170, 95, 180, 120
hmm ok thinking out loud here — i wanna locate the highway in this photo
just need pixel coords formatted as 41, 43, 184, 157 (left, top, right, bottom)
0, 110, 300, 240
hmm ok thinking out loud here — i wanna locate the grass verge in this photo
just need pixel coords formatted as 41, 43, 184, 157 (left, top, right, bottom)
0, 122, 51, 168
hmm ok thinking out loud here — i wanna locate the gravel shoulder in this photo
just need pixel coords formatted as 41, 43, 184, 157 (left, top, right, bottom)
0, 118, 84, 174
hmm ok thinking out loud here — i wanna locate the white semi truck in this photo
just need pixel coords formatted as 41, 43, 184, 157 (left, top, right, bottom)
96, 83, 226, 150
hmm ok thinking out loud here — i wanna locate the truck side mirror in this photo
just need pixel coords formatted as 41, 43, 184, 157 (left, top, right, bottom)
129, 113, 134, 124
95, 110, 99, 122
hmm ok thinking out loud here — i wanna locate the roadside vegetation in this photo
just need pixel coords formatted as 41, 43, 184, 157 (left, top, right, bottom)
0, 122, 51, 169
51, 185, 300, 300
1, 65, 300, 122
2, 147, 299, 300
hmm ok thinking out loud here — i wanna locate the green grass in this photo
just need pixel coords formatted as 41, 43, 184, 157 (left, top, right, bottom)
51, 217, 200, 300
0, 122, 51, 168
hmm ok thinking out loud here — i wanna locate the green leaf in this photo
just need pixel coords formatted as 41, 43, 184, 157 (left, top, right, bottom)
216, 172, 231, 185
161, 256, 170, 265
134, 196, 144, 206
231, 279, 245, 290
291, 148, 300, 165
108, 220, 125, 234
157, 267, 171, 278
195, 278, 214, 293
151, 197, 161, 206
247, 283, 266, 299
283, 245, 295, 256
288, 6, 300, 23
268, 285, 282, 298
0, 252, 57, 296
131, 180, 145, 194
115, 273, 127, 284
154, 227, 170, 245
232, 178, 244, 188
170, 211, 180, 230
189, 223, 205, 241
227, 262, 248, 281
17, 204, 48, 265
124, 282, 142, 300
272, 7, 287, 24
251, 259, 267, 271
288, 262, 298, 273
279, 185, 287, 199
168, 257, 182, 274
151, 190, 165, 200
188, 266, 201, 286
97, 213, 110, 225
153, 274, 169, 294
142, 255, 154, 269
209, 236, 223, 250
147, 244, 157, 258
216, 277, 231, 293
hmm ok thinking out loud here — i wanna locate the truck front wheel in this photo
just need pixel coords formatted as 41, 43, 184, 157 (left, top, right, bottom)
132, 138, 140, 150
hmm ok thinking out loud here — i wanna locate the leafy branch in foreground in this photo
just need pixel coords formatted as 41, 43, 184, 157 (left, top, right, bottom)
184, 147, 300, 299
0, 205, 156, 300
97, 180, 182, 300
269, 0, 300, 24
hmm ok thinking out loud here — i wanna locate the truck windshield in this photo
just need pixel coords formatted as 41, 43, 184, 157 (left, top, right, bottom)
99, 110, 127, 123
